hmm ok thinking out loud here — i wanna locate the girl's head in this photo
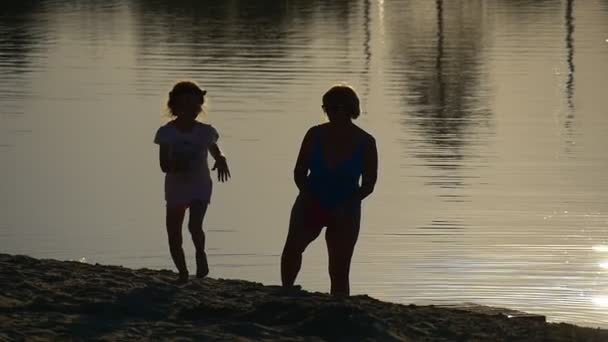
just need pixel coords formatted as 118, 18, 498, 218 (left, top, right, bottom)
322, 83, 361, 122
167, 81, 206, 120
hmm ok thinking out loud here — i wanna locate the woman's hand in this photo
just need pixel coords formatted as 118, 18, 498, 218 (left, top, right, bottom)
212, 156, 231, 182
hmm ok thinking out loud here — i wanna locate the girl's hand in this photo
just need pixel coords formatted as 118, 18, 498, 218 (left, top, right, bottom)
212, 156, 231, 182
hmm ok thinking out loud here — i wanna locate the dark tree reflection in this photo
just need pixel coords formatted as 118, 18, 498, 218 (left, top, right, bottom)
564, 0, 575, 120
0, 1, 40, 76
130, 0, 361, 68
386, 0, 491, 199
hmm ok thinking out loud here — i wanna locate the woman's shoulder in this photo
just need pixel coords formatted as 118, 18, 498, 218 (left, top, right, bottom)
353, 125, 376, 145
304, 124, 324, 137
311, 123, 326, 131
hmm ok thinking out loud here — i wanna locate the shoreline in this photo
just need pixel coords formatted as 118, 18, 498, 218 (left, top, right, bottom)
2, 253, 607, 341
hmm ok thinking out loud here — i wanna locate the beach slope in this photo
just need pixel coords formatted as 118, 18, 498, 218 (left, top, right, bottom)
1, 253, 606, 341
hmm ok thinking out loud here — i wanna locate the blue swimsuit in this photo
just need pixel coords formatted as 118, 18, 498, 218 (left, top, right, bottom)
307, 129, 364, 210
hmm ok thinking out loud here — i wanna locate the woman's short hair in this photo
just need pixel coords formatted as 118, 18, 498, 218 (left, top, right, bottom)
322, 83, 361, 119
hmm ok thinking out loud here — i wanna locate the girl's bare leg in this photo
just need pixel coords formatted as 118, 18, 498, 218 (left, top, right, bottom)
166, 205, 188, 282
188, 201, 209, 278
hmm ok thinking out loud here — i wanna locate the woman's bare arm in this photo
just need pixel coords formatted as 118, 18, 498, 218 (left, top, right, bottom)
358, 136, 378, 200
294, 127, 315, 193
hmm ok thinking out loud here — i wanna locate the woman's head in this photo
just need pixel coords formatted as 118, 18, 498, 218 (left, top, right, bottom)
167, 81, 206, 119
322, 83, 361, 122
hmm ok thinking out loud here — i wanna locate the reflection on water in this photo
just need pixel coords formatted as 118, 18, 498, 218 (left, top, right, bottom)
0, 2, 41, 118
394, 0, 490, 202
1, 0, 608, 328
564, 0, 575, 128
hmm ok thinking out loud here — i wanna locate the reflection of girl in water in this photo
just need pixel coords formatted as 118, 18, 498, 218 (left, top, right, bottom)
154, 81, 231, 283
281, 83, 378, 296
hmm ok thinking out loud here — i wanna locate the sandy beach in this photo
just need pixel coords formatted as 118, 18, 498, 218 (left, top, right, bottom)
1, 253, 607, 341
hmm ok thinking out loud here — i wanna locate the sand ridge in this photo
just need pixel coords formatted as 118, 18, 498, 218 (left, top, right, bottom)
1, 253, 607, 341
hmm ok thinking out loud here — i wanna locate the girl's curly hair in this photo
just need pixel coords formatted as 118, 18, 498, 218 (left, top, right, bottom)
166, 81, 207, 117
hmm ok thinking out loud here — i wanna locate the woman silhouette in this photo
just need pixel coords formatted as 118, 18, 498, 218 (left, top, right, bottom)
281, 83, 378, 296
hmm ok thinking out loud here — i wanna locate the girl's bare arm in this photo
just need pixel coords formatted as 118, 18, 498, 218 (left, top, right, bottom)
209, 143, 230, 182
159, 145, 172, 173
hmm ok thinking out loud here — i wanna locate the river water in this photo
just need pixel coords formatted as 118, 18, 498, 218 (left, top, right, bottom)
1, 0, 608, 327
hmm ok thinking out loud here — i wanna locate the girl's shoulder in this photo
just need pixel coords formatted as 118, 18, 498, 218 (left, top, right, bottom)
195, 122, 220, 143
158, 120, 178, 132
158, 120, 172, 128
154, 121, 177, 144
195, 121, 218, 133
195, 121, 214, 129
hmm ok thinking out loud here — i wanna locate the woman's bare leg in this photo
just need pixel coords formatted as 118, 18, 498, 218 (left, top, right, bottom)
325, 205, 361, 296
166, 205, 188, 281
188, 201, 209, 278
281, 197, 323, 288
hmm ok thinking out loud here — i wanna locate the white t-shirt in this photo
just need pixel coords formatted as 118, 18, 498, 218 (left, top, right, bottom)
154, 121, 220, 206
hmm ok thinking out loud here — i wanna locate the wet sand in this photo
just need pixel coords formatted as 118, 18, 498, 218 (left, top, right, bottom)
1, 253, 607, 341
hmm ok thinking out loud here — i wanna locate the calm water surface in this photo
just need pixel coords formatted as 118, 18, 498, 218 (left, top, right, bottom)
2, 0, 608, 327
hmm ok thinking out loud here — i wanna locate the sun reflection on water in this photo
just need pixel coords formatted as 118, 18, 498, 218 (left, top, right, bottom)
593, 246, 608, 253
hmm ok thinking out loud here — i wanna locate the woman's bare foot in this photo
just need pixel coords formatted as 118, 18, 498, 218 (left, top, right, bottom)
279, 284, 303, 295
174, 271, 189, 284
196, 252, 209, 278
